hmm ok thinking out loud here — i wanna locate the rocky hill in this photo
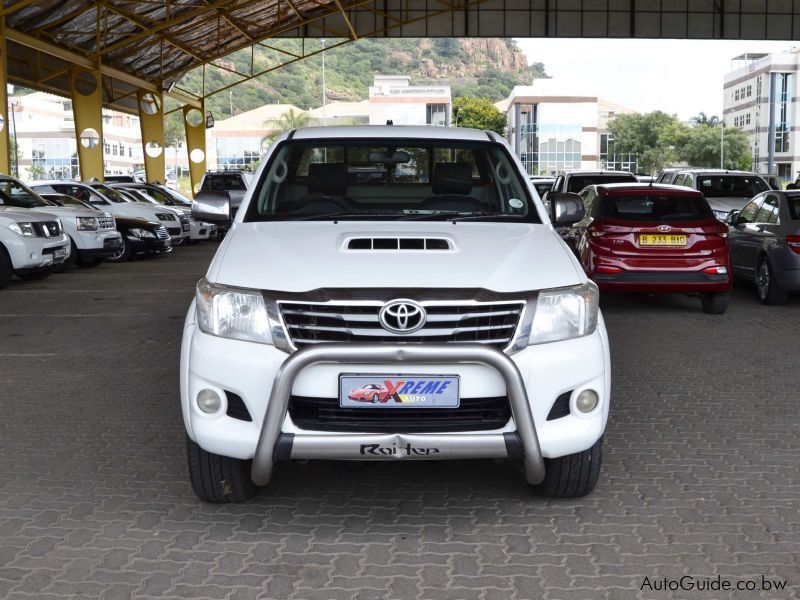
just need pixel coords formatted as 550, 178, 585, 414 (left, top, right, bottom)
177, 38, 546, 118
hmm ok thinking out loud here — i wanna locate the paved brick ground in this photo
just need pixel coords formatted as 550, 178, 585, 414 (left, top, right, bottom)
0, 242, 798, 600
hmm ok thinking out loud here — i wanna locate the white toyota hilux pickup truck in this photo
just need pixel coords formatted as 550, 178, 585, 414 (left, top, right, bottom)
182, 126, 610, 502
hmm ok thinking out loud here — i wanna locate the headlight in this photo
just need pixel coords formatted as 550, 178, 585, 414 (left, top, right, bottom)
529, 282, 599, 344
8, 222, 35, 236
713, 209, 730, 221
195, 277, 272, 345
156, 212, 176, 221
128, 228, 156, 238
76, 216, 98, 231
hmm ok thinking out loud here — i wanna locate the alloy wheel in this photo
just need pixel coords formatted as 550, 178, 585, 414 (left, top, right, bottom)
757, 261, 769, 302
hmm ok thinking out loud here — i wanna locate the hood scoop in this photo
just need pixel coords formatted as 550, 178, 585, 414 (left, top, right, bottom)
346, 237, 453, 251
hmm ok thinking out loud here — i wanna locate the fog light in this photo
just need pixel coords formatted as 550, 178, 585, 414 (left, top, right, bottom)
575, 389, 599, 413
197, 389, 221, 414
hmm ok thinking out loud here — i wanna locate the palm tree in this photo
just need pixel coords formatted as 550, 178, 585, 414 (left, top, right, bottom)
691, 112, 720, 127
260, 108, 310, 151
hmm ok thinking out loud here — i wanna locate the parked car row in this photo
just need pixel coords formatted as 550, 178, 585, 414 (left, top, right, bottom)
0, 174, 217, 288
543, 167, 798, 312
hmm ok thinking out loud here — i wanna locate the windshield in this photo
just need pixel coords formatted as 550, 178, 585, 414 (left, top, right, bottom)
93, 184, 128, 203
601, 193, 714, 221
43, 194, 93, 210
0, 179, 49, 208
696, 175, 769, 198
246, 139, 539, 222
122, 189, 157, 204
202, 173, 248, 191
566, 174, 638, 193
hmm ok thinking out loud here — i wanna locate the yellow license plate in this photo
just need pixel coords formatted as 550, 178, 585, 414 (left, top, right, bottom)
639, 234, 687, 246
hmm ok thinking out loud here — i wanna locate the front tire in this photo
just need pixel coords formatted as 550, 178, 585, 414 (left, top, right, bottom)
0, 245, 12, 289
186, 435, 257, 503
107, 236, 132, 263
756, 258, 787, 305
534, 437, 602, 498
700, 292, 730, 314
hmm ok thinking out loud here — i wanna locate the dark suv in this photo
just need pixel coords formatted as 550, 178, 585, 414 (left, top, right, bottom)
670, 169, 771, 221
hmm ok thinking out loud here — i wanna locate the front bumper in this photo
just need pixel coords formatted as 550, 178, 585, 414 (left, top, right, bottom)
76, 233, 123, 261
181, 305, 610, 486
128, 235, 172, 256
251, 344, 544, 486
5, 233, 70, 270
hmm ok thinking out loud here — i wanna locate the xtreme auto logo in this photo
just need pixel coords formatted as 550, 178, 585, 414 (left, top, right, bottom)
381, 379, 453, 403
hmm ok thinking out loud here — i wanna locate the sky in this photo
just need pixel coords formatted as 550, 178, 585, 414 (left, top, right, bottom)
514, 39, 796, 121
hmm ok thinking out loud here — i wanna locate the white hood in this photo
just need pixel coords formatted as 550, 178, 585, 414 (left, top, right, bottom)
0, 206, 61, 223
208, 221, 583, 293
107, 202, 165, 220
29, 205, 99, 219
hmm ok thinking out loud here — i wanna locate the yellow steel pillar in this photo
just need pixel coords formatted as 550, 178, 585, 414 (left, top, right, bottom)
137, 91, 166, 184
183, 102, 207, 197
70, 67, 105, 181
0, 18, 10, 175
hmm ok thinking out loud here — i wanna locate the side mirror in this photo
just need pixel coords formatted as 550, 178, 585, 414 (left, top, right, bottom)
549, 192, 585, 225
726, 210, 741, 226
192, 191, 232, 223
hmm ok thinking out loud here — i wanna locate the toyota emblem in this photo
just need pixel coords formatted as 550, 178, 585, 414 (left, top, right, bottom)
658, 224, 672, 232
379, 299, 426, 334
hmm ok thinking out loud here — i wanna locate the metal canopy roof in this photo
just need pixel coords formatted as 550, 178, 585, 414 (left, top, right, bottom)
3, 1, 800, 113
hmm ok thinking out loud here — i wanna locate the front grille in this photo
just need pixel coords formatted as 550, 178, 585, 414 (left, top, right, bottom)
33, 221, 61, 238
279, 300, 524, 350
289, 395, 511, 432
154, 225, 169, 240
98, 215, 115, 230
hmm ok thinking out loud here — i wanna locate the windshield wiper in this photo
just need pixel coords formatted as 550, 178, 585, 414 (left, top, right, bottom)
400, 211, 489, 221
289, 210, 409, 221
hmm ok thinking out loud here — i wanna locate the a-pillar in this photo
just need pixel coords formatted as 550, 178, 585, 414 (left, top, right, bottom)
183, 102, 207, 197
137, 91, 166, 184
0, 18, 11, 175
70, 67, 104, 181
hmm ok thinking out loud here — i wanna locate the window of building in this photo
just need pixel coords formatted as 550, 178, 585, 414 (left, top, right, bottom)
734, 89, 740, 101
746, 84, 752, 97
746, 113, 751, 125
426, 104, 447, 127
775, 73, 791, 153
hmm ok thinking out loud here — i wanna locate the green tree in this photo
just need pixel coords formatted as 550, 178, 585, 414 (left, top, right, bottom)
28, 164, 45, 180
683, 124, 751, 170
452, 97, 506, 135
607, 111, 689, 174
260, 108, 310, 150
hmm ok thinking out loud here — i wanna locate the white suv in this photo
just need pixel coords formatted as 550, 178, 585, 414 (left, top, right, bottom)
30, 181, 188, 245
5, 176, 121, 267
182, 126, 611, 502
0, 203, 70, 287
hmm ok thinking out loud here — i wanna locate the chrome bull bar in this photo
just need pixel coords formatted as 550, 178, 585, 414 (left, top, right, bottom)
251, 343, 545, 486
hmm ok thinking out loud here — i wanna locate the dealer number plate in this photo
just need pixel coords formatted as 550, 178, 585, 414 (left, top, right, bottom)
53, 249, 67, 259
639, 234, 687, 246
339, 375, 460, 408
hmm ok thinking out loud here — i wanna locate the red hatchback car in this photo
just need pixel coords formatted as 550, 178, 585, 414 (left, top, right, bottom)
573, 183, 732, 314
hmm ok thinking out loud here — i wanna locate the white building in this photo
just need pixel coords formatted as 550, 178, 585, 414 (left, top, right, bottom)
723, 50, 800, 180
9, 92, 143, 180
498, 80, 637, 175
368, 75, 451, 127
